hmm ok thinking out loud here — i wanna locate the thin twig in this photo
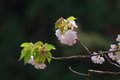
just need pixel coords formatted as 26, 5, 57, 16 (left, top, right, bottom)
78, 39, 93, 54
69, 66, 120, 80
69, 66, 88, 76
52, 55, 90, 60
51, 49, 120, 60
96, 49, 120, 56
88, 69, 120, 75
105, 55, 120, 68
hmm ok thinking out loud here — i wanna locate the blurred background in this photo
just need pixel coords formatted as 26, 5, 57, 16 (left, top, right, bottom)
0, 0, 120, 80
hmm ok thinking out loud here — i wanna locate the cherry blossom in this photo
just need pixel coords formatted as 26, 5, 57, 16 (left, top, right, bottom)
108, 53, 116, 60
34, 64, 46, 69
108, 37, 120, 64
28, 56, 35, 65
68, 20, 78, 30
91, 52, 105, 64
55, 29, 78, 46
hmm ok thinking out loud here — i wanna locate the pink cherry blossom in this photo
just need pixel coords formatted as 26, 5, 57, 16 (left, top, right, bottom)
108, 53, 116, 60
34, 63, 46, 69
110, 44, 117, 49
55, 29, 78, 46
28, 56, 35, 65
91, 52, 105, 64
68, 20, 78, 29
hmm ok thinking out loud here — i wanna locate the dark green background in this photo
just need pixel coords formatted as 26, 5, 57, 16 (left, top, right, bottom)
0, 0, 120, 80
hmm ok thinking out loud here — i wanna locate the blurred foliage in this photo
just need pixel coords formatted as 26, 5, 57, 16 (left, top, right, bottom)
0, 0, 120, 80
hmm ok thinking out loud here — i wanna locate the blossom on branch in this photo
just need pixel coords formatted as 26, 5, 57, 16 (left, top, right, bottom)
67, 20, 78, 30
55, 29, 78, 46
108, 53, 116, 60
34, 63, 46, 69
108, 35, 120, 64
55, 16, 78, 46
109, 44, 117, 51
91, 52, 105, 64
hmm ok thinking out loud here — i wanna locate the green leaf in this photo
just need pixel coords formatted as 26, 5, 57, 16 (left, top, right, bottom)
55, 17, 64, 29
46, 52, 52, 63
32, 47, 39, 55
32, 41, 43, 55
34, 54, 40, 63
19, 48, 28, 61
24, 50, 31, 64
20, 42, 30, 47
55, 23, 58, 29
41, 55, 46, 63
67, 16, 76, 21
34, 41, 43, 47
44, 43, 56, 51
34, 53, 46, 64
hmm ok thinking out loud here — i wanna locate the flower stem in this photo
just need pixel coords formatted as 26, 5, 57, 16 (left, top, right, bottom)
78, 39, 92, 55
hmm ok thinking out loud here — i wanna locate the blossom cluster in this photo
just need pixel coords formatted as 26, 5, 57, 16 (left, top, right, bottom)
55, 29, 77, 46
91, 52, 105, 64
108, 35, 120, 64
19, 41, 55, 69
19, 16, 120, 71
55, 16, 78, 46
91, 35, 120, 64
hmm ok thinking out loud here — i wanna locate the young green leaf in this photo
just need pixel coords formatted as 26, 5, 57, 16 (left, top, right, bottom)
44, 43, 56, 51
67, 16, 76, 21
41, 55, 46, 63
34, 53, 41, 63
34, 41, 43, 47
55, 17, 64, 29
19, 48, 28, 61
21, 42, 30, 47
46, 52, 52, 63
24, 50, 31, 64
34, 53, 46, 64
32, 47, 39, 55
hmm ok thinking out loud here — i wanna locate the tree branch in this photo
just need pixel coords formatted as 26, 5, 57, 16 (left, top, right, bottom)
88, 69, 120, 75
51, 55, 90, 60
69, 66, 88, 76
69, 66, 120, 80
78, 39, 92, 55
96, 49, 120, 55
105, 55, 120, 68
51, 49, 120, 60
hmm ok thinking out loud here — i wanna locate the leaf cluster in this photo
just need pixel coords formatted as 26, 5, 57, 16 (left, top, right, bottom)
19, 41, 56, 64
55, 16, 76, 34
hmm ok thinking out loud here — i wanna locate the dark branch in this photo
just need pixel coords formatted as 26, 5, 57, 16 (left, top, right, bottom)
96, 49, 120, 55
69, 66, 88, 76
69, 66, 120, 80
105, 55, 120, 68
52, 49, 120, 60
78, 39, 92, 55
51, 55, 90, 60
88, 69, 120, 75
